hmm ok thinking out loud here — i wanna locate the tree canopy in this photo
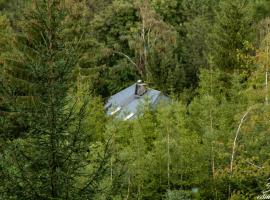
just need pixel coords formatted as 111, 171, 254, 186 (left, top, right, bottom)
1, 0, 270, 199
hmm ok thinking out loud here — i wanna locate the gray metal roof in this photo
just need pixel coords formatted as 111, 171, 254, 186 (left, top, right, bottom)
105, 83, 168, 120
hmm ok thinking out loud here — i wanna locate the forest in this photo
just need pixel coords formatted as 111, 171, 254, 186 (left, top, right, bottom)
1, 0, 270, 199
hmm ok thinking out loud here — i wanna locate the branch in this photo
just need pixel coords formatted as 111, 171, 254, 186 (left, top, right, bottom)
79, 136, 112, 194
230, 107, 253, 174
245, 160, 264, 169
113, 51, 137, 68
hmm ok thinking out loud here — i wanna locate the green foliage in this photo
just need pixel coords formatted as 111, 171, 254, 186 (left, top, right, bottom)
130, 0, 185, 93
151, 0, 219, 88
211, 0, 254, 72
1, 1, 110, 199
1, 0, 270, 200
164, 190, 192, 200
102, 101, 207, 199
91, 0, 190, 95
0, 14, 23, 138
254, 0, 270, 20
90, 0, 139, 96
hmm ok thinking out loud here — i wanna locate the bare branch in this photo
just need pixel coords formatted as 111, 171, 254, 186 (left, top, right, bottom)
113, 51, 137, 68
230, 107, 252, 174
245, 160, 264, 169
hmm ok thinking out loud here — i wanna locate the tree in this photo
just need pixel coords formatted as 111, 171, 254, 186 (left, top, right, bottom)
181, 0, 218, 87
254, 0, 270, 21
187, 61, 251, 199
0, 13, 24, 139
90, 0, 139, 97
0, 15, 11, 111
0, 0, 30, 22
129, 0, 185, 93
1, 1, 110, 199
150, 0, 219, 89
224, 18, 270, 198
211, 0, 254, 73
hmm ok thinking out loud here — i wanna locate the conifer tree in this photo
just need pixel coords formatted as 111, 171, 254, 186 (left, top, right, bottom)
225, 18, 270, 198
187, 64, 249, 198
1, 1, 110, 199
0, 14, 20, 138
211, 0, 253, 72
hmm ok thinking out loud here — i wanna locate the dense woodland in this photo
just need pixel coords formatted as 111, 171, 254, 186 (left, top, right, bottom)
1, 0, 270, 199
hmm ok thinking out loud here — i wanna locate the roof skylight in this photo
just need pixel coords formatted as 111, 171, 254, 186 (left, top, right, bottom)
123, 113, 135, 121
110, 106, 121, 116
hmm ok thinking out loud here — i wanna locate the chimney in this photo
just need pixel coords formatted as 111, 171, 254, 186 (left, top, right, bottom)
135, 80, 147, 97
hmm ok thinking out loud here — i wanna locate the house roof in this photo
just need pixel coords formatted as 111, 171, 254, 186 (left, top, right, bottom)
105, 82, 167, 120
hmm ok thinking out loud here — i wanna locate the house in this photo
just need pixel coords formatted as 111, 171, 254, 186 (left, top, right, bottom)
105, 80, 169, 120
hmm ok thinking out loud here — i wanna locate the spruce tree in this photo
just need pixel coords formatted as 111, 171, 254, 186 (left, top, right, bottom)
0, 14, 20, 139
1, 1, 110, 199
211, 0, 253, 72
